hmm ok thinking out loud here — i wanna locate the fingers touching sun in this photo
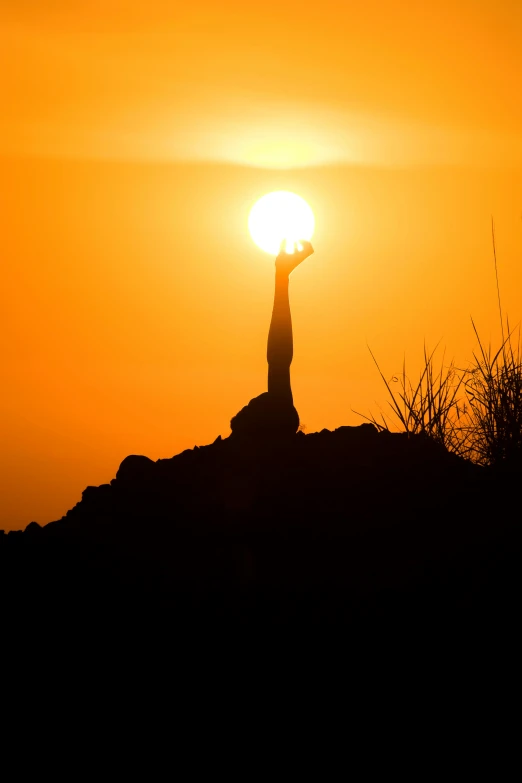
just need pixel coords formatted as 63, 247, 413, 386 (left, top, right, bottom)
249, 191, 315, 256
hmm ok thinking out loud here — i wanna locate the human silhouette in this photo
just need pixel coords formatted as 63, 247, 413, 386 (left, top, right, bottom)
230, 239, 314, 439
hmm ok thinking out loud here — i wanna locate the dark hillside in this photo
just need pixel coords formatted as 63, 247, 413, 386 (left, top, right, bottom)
2, 424, 521, 638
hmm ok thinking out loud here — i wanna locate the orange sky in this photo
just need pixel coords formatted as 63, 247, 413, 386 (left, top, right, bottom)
2, 2, 522, 529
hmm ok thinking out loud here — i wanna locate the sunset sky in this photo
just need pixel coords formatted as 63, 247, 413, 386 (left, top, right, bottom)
2, 1, 522, 529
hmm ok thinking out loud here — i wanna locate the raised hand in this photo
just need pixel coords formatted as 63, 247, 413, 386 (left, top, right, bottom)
275, 239, 314, 276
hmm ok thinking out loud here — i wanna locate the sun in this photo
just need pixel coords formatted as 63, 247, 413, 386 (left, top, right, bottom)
248, 191, 315, 255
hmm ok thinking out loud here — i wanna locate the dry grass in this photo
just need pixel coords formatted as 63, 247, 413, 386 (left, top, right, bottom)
355, 342, 466, 456
462, 320, 522, 466
357, 327, 522, 467
357, 220, 522, 468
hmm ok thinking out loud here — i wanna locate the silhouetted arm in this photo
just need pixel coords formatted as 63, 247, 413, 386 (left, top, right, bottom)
267, 240, 314, 401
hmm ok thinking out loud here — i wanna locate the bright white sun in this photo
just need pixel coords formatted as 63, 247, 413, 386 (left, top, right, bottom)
248, 191, 315, 255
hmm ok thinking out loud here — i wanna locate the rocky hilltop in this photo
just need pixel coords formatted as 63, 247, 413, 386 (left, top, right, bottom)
2, 423, 521, 634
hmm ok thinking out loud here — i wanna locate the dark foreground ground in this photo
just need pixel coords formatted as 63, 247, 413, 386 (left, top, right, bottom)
2, 424, 521, 647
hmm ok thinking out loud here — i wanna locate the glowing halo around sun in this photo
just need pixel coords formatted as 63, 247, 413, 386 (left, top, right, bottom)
248, 191, 315, 255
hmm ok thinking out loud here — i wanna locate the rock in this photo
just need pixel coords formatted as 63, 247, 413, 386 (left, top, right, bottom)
24, 521, 42, 536
81, 485, 113, 511
115, 455, 156, 484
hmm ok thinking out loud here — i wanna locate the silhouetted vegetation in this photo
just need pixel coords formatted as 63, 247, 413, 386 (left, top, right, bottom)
361, 228, 522, 469
356, 342, 465, 456
463, 321, 522, 467
359, 324, 522, 468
